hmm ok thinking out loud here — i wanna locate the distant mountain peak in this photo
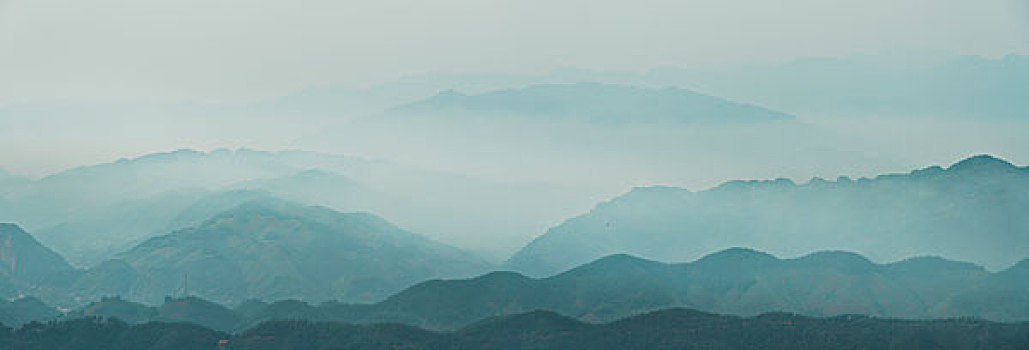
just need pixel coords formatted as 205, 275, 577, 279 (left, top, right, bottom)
458, 270, 530, 284
395, 82, 795, 124
888, 256, 985, 273
693, 247, 778, 266
558, 253, 666, 278
791, 251, 877, 273
207, 198, 297, 221
117, 148, 205, 164
797, 250, 870, 259
947, 154, 1019, 173
584, 253, 657, 267
467, 309, 583, 331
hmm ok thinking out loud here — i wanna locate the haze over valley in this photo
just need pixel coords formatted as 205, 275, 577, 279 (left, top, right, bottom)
1, 0, 1028, 348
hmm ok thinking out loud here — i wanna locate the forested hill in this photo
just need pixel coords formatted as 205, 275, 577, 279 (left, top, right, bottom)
2, 308, 1027, 350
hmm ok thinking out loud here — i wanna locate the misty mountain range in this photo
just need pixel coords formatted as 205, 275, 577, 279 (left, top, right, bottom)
6, 54, 1027, 218
0, 148, 598, 265
391, 83, 794, 124
45, 51, 1011, 121
5, 0, 1028, 347
1, 152, 1027, 303
10, 52, 1022, 124
508, 154, 1029, 275
0, 150, 1026, 342
490, 53, 1026, 120
371, 52, 1026, 124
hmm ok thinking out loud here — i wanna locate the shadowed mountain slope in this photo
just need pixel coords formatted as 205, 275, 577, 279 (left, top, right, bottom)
0, 224, 75, 300
0, 224, 74, 285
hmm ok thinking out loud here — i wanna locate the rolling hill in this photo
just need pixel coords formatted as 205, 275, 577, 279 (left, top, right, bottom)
325, 249, 1025, 330
8, 308, 1028, 350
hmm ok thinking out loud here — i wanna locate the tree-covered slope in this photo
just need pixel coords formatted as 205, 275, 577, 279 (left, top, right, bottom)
5, 308, 1028, 350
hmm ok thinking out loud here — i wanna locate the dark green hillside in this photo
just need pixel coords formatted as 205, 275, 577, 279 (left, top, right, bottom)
7, 308, 1027, 349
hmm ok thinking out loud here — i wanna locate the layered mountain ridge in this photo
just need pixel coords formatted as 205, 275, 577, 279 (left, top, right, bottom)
507, 154, 1029, 276
43, 248, 1029, 332
0, 148, 594, 265
0, 153, 1025, 331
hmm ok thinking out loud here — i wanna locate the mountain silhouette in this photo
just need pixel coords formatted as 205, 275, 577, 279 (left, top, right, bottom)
394, 82, 794, 124
507, 154, 1029, 276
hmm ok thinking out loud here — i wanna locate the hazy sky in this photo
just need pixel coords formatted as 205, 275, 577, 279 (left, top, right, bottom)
1, 0, 1027, 102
